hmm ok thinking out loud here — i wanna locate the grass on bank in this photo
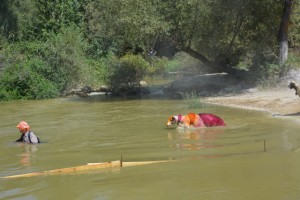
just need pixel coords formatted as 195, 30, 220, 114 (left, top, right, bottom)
179, 90, 206, 109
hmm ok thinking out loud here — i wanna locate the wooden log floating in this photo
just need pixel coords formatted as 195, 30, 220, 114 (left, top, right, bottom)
2, 160, 174, 179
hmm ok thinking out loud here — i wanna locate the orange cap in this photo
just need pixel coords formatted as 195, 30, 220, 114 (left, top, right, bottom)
17, 121, 30, 130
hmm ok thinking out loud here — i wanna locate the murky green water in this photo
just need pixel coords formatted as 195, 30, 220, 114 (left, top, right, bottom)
1, 96, 300, 200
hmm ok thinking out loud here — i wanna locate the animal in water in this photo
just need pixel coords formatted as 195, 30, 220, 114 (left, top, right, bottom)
166, 112, 226, 128
288, 81, 300, 98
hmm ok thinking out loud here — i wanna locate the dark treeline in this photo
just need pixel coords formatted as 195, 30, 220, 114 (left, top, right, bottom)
0, 0, 299, 100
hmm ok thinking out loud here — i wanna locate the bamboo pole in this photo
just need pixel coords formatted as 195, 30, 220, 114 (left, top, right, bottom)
2, 160, 121, 179
122, 160, 172, 167
2, 159, 174, 179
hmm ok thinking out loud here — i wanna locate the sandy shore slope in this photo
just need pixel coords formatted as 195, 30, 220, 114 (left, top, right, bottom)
203, 87, 300, 116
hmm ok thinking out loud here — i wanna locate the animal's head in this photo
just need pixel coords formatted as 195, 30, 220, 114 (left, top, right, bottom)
289, 81, 296, 89
166, 114, 182, 127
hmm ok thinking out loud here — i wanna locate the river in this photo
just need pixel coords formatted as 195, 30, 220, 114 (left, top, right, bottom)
1, 96, 300, 200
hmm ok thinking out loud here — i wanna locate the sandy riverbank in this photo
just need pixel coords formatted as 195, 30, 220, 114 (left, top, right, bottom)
203, 87, 300, 117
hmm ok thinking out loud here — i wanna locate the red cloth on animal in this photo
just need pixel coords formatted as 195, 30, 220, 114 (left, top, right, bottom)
199, 113, 225, 127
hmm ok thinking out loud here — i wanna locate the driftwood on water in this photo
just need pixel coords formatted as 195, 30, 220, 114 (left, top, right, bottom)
2, 159, 173, 179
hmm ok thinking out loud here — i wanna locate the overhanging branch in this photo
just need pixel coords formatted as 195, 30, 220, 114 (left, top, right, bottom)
182, 46, 225, 72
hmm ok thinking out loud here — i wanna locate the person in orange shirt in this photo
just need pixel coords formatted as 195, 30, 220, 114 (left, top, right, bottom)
15, 121, 40, 144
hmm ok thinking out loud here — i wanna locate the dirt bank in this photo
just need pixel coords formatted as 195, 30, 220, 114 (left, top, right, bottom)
203, 87, 300, 116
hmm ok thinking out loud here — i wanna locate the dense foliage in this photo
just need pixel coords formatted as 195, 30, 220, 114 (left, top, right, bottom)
105, 54, 150, 96
0, 0, 299, 100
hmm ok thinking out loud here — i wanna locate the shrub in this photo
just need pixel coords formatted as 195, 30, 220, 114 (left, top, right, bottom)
81, 58, 109, 88
0, 24, 87, 100
40, 24, 87, 92
0, 57, 58, 100
105, 54, 150, 96
146, 56, 168, 76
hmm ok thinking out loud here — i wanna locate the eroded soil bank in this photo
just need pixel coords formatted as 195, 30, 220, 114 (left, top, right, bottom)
203, 87, 300, 116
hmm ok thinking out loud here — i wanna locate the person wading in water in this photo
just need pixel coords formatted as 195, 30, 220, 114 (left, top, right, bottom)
16, 121, 40, 144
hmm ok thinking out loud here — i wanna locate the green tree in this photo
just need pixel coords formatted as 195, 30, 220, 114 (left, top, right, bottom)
289, 1, 300, 48
0, 0, 18, 39
30, 0, 85, 39
41, 25, 87, 92
84, 0, 169, 57
158, 0, 283, 74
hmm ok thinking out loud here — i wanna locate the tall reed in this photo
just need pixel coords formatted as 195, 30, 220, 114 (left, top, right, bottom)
179, 90, 204, 108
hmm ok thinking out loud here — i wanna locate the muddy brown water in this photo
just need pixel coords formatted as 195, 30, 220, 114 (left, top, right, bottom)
1, 96, 300, 200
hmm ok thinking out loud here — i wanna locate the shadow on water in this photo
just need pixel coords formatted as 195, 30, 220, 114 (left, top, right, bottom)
273, 112, 300, 117
283, 112, 300, 116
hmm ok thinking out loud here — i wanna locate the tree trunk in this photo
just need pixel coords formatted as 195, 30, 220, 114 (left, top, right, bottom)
183, 47, 224, 73
182, 47, 245, 76
278, 0, 293, 64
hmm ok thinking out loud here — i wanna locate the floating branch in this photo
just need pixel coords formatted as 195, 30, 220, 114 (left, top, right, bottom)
2, 159, 174, 179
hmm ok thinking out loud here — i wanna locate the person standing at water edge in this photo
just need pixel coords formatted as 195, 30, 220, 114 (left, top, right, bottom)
16, 121, 40, 144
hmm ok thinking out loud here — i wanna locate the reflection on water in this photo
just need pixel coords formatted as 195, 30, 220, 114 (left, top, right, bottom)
1, 97, 300, 200
17, 143, 38, 166
168, 127, 224, 150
